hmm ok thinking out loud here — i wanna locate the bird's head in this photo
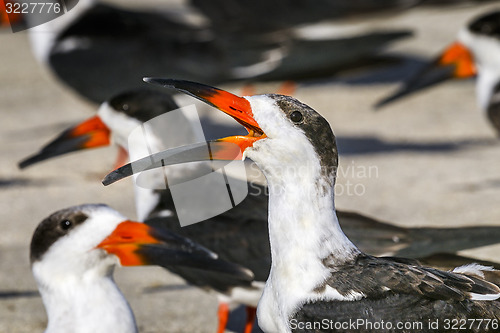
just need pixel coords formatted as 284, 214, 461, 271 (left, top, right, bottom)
31, 203, 254, 287
103, 79, 338, 188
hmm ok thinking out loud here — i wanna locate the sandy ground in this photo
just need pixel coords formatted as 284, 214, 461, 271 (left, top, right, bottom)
1, 1, 500, 332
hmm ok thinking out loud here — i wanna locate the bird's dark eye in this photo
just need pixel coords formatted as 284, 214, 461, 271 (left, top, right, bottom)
122, 104, 129, 111
290, 111, 303, 123
60, 220, 72, 230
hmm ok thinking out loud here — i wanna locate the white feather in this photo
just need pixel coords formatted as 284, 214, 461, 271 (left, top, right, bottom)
452, 263, 496, 278
458, 27, 500, 111
452, 264, 500, 301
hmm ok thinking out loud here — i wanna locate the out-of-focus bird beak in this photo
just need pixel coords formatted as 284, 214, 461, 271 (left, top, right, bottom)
19, 116, 111, 169
375, 41, 476, 108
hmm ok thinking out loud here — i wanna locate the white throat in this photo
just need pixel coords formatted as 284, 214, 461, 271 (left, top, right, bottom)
33, 258, 137, 333
244, 96, 359, 332
458, 27, 500, 111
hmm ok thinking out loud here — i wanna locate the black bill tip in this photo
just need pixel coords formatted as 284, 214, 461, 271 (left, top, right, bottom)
374, 63, 456, 110
102, 163, 133, 186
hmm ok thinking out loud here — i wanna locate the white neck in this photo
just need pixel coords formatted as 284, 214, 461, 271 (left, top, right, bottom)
243, 95, 360, 332
458, 28, 500, 111
268, 175, 358, 266
33, 262, 137, 333
256, 160, 359, 332
476, 70, 500, 111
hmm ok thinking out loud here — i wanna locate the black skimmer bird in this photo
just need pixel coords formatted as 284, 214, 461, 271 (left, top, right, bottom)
25, 0, 411, 103
376, 10, 500, 136
103, 80, 500, 332
21, 88, 500, 332
30, 203, 253, 333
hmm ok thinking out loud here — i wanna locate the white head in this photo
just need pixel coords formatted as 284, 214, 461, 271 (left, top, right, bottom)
31, 204, 127, 280
457, 11, 500, 110
243, 94, 338, 191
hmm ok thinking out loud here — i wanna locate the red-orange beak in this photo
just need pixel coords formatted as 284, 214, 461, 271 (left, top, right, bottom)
97, 221, 162, 266
376, 41, 477, 108
103, 80, 267, 185
97, 220, 254, 280
144, 78, 266, 154
437, 42, 476, 79
19, 115, 111, 169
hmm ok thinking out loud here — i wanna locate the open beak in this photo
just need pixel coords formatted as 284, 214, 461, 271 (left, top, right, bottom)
97, 220, 254, 280
375, 41, 476, 108
19, 116, 111, 169
102, 79, 266, 185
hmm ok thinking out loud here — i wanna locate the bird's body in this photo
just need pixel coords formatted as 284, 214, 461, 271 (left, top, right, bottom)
35, 265, 137, 333
104, 80, 500, 332
293, 260, 500, 333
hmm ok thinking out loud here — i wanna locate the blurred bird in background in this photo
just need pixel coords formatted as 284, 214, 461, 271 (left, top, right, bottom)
376, 10, 500, 136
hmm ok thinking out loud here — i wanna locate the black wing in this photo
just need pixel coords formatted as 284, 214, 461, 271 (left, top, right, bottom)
293, 254, 500, 332
338, 210, 500, 259
50, 4, 227, 103
145, 179, 270, 292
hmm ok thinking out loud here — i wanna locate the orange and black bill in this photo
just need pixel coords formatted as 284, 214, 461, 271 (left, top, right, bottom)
97, 220, 254, 280
375, 42, 476, 108
102, 79, 266, 186
19, 116, 111, 169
